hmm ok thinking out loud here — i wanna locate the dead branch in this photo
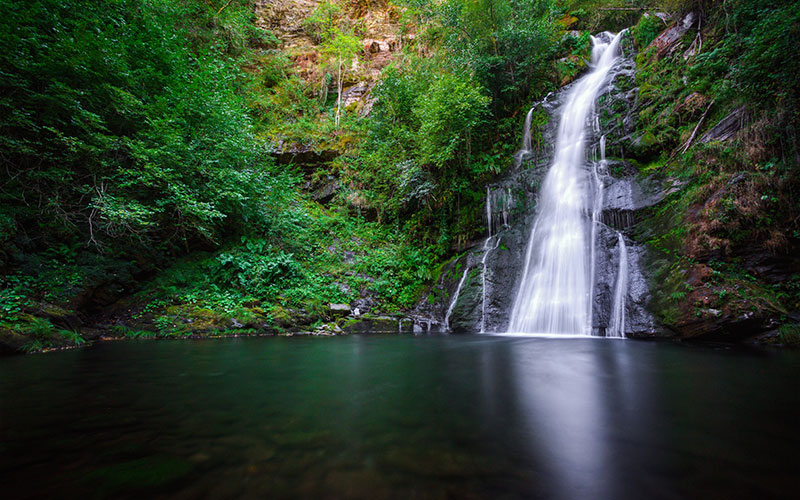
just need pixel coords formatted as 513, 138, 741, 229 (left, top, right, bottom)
217, 0, 234, 15
680, 99, 715, 155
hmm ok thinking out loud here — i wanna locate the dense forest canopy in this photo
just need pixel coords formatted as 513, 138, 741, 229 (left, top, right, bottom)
1, 0, 798, 350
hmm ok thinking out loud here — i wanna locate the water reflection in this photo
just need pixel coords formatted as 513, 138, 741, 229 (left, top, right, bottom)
470, 338, 656, 499
2, 336, 800, 499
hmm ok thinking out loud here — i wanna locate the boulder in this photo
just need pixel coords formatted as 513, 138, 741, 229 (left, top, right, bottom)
341, 316, 401, 334
329, 303, 351, 317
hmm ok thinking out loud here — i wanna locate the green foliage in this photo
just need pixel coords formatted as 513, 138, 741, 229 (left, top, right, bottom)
688, 0, 800, 108
321, 29, 363, 67
10, 316, 86, 353
321, 27, 362, 126
355, 61, 490, 235
429, 0, 559, 112
111, 325, 157, 339
414, 73, 491, 169
216, 239, 304, 298
778, 325, 800, 346
729, 0, 800, 105
359, 0, 572, 246
303, 0, 344, 42
631, 13, 664, 49
134, 204, 442, 330
0, 0, 309, 331
0, 280, 29, 322
0, 0, 290, 255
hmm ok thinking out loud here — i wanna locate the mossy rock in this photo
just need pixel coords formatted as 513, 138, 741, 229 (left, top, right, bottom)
628, 130, 659, 161
341, 316, 400, 334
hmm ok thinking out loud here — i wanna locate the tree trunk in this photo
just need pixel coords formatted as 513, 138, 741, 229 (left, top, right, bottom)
336, 61, 342, 127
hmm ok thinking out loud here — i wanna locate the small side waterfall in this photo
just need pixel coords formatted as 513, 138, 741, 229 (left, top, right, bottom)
508, 32, 624, 335
608, 232, 628, 337
521, 107, 534, 153
445, 265, 470, 330
589, 134, 607, 329
445, 185, 516, 332
480, 187, 494, 333
480, 237, 500, 333
515, 107, 536, 167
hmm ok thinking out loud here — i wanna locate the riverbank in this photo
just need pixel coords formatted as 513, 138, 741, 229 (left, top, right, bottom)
0, 308, 447, 354
4, 319, 797, 355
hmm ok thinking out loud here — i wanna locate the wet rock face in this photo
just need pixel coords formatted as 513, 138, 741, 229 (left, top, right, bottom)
442, 227, 532, 333
597, 53, 637, 160
428, 92, 558, 333
592, 223, 658, 337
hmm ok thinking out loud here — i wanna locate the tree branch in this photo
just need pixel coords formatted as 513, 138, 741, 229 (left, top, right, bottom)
217, 0, 234, 15
680, 99, 715, 155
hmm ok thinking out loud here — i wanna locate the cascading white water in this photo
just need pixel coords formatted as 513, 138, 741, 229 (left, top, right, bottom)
508, 32, 624, 334
448, 185, 514, 332
480, 236, 501, 333
485, 186, 492, 237
608, 232, 628, 337
445, 264, 470, 330
521, 107, 535, 153
588, 134, 607, 329
502, 187, 512, 229
479, 187, 515, 333
515, 107, 536, 167
480, 187, 494, 333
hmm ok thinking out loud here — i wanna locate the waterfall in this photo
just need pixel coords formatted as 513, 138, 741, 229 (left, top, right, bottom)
508, 32, 624, 334
589, 134, 607, 330
480, 187, 493, 333
521, 107, 535, 153
447, 185, 515, 332
608, 232, 628, 337
445, 264, 470, 331
480, 236, 501, 333
514, 107, 536, 167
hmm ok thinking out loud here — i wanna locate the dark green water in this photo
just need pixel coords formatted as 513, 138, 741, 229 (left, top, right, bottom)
2, 335, 800, 499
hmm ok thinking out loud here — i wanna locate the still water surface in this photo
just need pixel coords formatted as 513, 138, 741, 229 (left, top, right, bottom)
2, 335, 800, 499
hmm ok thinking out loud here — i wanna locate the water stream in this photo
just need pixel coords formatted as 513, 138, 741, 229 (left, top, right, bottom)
589, 133, 607, 329
508, 32, 624, 334
608, 232, 628, 337
444, 264, 470, 331
515, 107, 536, 167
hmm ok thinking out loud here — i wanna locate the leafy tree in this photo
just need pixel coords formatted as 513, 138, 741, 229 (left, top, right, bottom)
400, 0, 558, 113
302, 0, 343, 42
321, 28, 362, 127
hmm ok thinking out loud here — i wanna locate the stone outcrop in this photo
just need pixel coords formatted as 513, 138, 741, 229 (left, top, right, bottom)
699, 106, 748, 143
